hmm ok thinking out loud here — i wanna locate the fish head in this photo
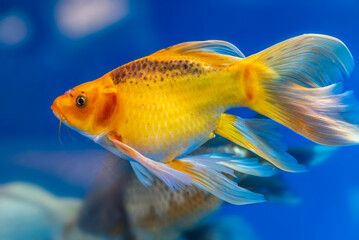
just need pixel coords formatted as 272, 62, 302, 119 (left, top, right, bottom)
51, 78, 117, 136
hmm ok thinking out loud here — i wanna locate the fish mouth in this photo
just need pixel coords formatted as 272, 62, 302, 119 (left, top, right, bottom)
51, 109, 71, 129
51, 104, 66, 143
51, 100, 60, 116
52, 110, 61, 120
51, 102, 87, 136
52, 111, 66, 124
51, 100, 69, 127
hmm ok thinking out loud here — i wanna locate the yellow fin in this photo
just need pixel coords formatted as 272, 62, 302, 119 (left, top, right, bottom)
215, 113, 306, 172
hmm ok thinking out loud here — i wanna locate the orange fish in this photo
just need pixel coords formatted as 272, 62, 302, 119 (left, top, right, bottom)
52, 34, 359, 204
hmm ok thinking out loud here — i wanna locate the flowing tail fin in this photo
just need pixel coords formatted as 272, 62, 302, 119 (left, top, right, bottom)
235, 34, 359, 145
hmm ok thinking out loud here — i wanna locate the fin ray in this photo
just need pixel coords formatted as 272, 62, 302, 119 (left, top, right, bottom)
257, 83, 359, 145
168, 153, 274, 205
247, 34, 354, 87
163, 40, 245, 58
151, 40, 244, 67
237, 34, 359, 145
107, 133, 193, 191
129, 161, 153, 186
215, 114, 306, 172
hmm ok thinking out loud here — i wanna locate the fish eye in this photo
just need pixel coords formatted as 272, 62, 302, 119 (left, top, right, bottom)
76, 95, 87, 107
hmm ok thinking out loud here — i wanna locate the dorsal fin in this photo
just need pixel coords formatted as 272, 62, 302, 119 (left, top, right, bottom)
151, 40, 245, 67
164, 40, 245, 58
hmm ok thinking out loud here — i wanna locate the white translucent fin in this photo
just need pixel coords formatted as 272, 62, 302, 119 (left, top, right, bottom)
215, 114, 306, 172
192, 153, 277, 177
164, 40, 245, 58
217, 159, 276, 177
151, 40, 244, 67
168, 153, 271, 205
107, 134, 193, 191
238, 34, 359, 146
248, 34, 354, 87
129, 161, 153, 186
260, 83, 359, 145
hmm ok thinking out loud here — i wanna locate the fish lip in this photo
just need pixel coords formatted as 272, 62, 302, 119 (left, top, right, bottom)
52, 110, 61, 120
51, 101, 61, 117
52, 110, 68, 125
52, 108, 65, 121
51, 99, 66, 122
51, 104, 68, 125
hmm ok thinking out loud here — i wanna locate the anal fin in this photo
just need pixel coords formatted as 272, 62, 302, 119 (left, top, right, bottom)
215, 114, 306, 172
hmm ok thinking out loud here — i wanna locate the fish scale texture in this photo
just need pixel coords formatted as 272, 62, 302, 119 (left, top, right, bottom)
112, 57, 238, 161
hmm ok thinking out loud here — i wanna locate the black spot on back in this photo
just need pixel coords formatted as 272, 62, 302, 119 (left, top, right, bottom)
110, 58, 208, 85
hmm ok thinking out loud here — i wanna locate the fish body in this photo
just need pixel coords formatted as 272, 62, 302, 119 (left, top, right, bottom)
52, 34, 359, 204
56, 46, 242, 161
107, 54, 241, 161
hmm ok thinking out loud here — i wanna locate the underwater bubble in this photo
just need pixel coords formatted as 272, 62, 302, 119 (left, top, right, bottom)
0, 13, 28, 45
55, 0, 129, 39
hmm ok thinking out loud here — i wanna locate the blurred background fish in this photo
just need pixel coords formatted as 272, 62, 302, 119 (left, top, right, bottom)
68, 138, 337, 240
0, 138, 335, 240
0, 182, 83, 240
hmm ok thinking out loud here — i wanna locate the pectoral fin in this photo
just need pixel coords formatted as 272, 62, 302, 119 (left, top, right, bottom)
107, 133, 193, 190
215, 114, 306, 172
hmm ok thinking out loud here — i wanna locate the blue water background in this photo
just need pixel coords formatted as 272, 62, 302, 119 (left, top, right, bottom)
1, 0, 359, 239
